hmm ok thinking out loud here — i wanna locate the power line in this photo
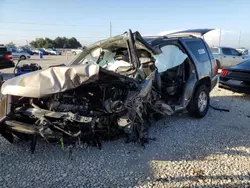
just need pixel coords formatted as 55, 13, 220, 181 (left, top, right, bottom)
0, 27, 110, 33
0, 33, 106, 39
0, 21, 110, 28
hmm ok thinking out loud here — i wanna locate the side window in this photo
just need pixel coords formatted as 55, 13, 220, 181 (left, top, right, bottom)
231, 49, 240, 56
222, 48, 232, 55
186, 40, 209, 63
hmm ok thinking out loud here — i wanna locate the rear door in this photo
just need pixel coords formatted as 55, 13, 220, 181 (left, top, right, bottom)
181, 38, 212, 80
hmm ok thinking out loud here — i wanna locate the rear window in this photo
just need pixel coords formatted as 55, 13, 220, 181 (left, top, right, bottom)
0, 47, 7, 52
211, 48, 219, 53
186, 40, 209, 63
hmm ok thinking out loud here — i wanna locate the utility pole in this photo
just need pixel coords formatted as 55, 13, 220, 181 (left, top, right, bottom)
238, 30, 242, 48
110, 22, 112, 37
218, 29, 222, 47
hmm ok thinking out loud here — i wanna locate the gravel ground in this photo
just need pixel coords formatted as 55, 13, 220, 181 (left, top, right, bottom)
1, 57, 250, 187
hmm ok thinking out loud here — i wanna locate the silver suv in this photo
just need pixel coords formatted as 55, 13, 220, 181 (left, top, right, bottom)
0, 29, 218, 151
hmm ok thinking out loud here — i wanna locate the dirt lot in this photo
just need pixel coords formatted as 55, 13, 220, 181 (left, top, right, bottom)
1, 56, 250, 188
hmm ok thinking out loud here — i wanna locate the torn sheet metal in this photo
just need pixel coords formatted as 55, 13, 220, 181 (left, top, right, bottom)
154, 45, 187, 72
1, 64, 100, 98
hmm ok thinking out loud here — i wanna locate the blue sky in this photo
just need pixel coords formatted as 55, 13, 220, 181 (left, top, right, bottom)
0, 0, 250, 47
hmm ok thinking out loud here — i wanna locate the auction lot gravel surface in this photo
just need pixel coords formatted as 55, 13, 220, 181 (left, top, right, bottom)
1, 56, 250, 188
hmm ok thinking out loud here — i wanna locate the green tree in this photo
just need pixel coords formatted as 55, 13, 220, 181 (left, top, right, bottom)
6, 41, 16, 47
30, 37, 82, 48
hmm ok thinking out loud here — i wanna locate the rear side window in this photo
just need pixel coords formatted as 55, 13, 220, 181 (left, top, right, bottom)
230, 49, 240, 56
221, 48, 232, 55
0, 47, 7, 52
186, 40, 209, 63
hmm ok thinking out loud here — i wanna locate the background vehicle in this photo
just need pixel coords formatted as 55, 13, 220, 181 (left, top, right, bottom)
19, 47, 34, 55
236, 48, 249, 56
11, 48, 30, 60
33, 48, 49, 55
219, 59, 250, 94
71, 47, 83, 55
45, 48, 61, 55
211, 46, 250, 68
0, 45, 14, 69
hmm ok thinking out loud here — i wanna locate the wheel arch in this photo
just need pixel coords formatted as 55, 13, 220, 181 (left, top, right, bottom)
195, 77, 212, 92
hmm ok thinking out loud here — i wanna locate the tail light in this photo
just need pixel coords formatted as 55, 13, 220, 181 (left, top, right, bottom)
4, 54, 13, 62
221, 69, 229, 76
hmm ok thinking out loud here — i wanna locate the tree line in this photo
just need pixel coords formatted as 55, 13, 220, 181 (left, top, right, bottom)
30, 37, 82, 49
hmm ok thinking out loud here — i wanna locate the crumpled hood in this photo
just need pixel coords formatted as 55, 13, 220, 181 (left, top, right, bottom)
1, 64, 100, 98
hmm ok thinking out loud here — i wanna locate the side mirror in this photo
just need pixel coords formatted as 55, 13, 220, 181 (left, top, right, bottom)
238, 52, 242, 56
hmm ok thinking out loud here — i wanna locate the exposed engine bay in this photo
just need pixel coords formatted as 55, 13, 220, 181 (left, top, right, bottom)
0, 30, 192, 153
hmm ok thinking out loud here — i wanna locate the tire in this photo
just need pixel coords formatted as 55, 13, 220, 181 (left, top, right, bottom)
20, 55, 26, 60
187, 85, 210, 118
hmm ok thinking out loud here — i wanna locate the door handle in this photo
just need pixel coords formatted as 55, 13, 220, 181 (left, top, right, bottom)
233, 57, 235, 58
223, 56, 226, 58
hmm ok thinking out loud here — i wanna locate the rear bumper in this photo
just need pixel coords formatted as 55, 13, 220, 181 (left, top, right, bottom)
0, 61, 15, 69
219, 80, 250, 94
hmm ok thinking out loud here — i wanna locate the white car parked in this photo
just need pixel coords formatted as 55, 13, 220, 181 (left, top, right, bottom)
11, 49, 31, 60
71, 48, 83, 55
45, 48, 61, 55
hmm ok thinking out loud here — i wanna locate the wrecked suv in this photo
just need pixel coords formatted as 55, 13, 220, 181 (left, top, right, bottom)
0, 29, 218, 152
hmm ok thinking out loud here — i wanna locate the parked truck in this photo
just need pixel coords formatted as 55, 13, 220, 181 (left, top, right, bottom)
211, 47, 250, 68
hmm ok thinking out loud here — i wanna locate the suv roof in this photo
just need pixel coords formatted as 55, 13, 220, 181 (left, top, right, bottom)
165, 29, 215, 37
144, 35, 200, 47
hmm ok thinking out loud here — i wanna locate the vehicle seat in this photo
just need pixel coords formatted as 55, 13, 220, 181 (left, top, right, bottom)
160, 64, 184, 96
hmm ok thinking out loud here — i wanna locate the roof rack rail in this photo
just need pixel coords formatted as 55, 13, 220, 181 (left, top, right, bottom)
164, 34, 197, 38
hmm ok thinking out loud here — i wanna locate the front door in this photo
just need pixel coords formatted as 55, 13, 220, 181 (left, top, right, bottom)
221, 48, 236, 67
230, 48, 245, 66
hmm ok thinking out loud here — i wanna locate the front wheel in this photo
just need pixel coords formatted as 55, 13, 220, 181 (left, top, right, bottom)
187, 85, 210, 118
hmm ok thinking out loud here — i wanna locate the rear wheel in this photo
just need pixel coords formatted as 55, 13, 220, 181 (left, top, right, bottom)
20, 55, 26, 60
187, 85, 210, 118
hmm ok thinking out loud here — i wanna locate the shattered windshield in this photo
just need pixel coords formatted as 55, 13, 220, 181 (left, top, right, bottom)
76, 47, 131, 71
